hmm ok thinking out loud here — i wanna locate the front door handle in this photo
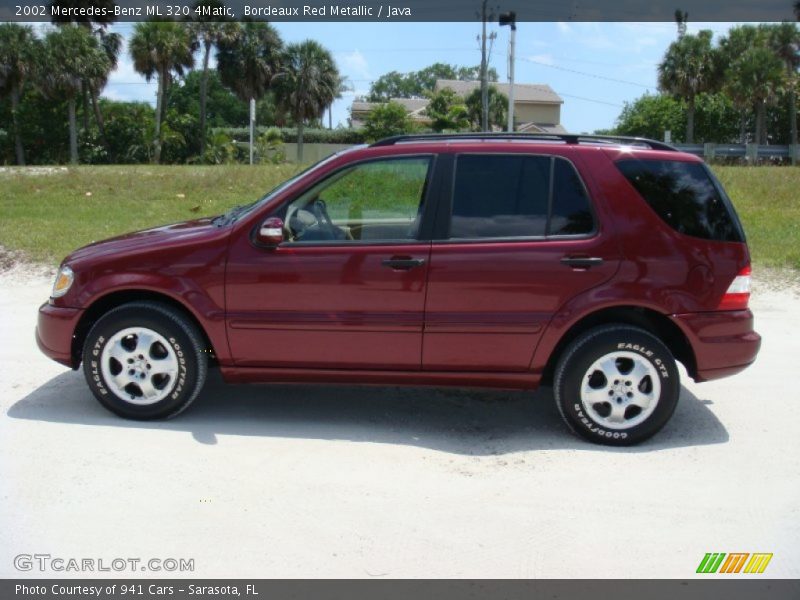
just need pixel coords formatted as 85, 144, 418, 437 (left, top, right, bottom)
382, 257, 426, 270
561, 256, 604, 269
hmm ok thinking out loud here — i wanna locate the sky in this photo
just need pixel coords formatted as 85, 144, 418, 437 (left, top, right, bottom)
96, 20, 746, 133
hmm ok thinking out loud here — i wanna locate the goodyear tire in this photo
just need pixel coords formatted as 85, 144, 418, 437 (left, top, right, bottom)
554, 324, 679, 446
82, 301, 207, 420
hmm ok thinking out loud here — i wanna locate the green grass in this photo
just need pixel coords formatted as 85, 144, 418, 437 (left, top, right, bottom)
714, 167, 800, 270
0, 164, 798, 270
0, 165, 302, 264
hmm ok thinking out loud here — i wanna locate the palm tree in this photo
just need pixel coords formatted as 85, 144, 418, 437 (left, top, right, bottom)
466, 85, 507, 130
0, 24, 40, 165
189, 0, 239, 155
720, 25, 786, 146
274, 40, 340, 162
766, 23, 800, 158
658, 30, 718, 143
129, 20, 196, 164
216, 21, 282, 162
41, 24, 110, 164
87, 30, 121, 154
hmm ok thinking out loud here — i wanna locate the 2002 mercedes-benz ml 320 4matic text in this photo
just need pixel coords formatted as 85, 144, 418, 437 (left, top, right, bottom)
36, 134, 761, 445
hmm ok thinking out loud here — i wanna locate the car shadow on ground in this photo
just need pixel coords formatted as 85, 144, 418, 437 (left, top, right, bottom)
7, 369, 728, 454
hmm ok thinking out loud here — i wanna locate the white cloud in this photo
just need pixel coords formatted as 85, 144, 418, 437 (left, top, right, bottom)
335, 49, 370, 81
527, 54, 555, 66
557, 22, 572, 34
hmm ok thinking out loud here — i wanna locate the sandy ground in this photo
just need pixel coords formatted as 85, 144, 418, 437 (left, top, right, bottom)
0, 267, 798, 579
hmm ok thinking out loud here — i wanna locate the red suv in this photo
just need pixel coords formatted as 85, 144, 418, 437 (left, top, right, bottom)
36, 134, 760, 445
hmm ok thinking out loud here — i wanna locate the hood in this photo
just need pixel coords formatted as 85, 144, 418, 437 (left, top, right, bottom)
64, 217, 225, 266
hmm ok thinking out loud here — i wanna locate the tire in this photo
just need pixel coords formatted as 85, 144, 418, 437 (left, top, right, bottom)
553, 324, 680, 446
82, 301, 208, 420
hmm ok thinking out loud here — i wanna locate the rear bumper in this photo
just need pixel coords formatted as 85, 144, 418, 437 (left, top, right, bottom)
672, 309, 761, 382
36, 302, 83, 368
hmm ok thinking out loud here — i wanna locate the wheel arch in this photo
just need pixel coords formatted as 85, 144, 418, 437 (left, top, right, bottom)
71, 289, 218, 368
539, 305, 697, 384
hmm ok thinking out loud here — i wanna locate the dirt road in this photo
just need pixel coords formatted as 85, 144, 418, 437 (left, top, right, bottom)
1, 268, 798, 578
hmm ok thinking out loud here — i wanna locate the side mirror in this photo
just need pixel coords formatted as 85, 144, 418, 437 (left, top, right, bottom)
257, 217, 284, 246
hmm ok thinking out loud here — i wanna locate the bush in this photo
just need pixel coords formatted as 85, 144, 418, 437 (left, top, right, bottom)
363, 101, 415, 141
256, 127, 286, 164
214, 126, 366, 144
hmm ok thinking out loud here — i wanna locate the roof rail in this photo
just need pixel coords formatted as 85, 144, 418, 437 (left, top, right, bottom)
370, 132, 677, 152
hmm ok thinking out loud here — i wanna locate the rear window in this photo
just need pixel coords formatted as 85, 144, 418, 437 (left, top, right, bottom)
615, 159, 744, 242
449, 155, 595, 239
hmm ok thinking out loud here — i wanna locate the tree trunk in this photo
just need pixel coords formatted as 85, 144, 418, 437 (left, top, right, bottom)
755, 102, 765, 149
297, 120, 304, 162
199, 41, 211, 156
756, 101, 767, 145
68, 97, 78, 165
10, 85, 25, 166
739, 110, 747, 144
789, 88, 797, 165
81, 81, 90, 132
686, 96, 695, 144
90, 86, 110, 155
154, 71, 164, 164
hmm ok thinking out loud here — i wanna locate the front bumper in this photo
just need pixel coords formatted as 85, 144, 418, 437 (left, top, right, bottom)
672, 309, 761, 382
36, 302, 83, 368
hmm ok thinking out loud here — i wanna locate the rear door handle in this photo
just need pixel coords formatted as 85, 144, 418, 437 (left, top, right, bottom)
382, 257, 426, 270
561, 256, 604, 269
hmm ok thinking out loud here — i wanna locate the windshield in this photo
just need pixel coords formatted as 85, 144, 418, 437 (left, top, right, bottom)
215, 150, 357, 226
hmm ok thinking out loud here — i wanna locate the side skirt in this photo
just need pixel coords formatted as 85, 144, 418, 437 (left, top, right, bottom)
219, 366, 541, 391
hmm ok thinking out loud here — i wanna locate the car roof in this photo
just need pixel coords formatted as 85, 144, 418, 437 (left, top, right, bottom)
338, 134, 701, 163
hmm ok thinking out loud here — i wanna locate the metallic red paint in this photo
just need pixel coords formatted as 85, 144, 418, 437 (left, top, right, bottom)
36, 140, 761, 390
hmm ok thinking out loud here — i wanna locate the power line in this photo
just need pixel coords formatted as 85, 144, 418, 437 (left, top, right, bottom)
512, 54, 653, 90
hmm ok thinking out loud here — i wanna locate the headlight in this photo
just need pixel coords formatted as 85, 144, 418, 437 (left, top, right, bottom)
51, 265, 74, 298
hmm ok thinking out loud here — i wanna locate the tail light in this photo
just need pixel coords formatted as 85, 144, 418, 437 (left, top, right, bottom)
718, 265, 751, 310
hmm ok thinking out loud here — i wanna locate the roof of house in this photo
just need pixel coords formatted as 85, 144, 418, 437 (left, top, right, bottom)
518, 122, 568, 134
351, 98, 429, 114
434, 80, 563, 104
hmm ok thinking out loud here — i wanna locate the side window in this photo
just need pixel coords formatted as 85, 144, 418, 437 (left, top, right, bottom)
283, 157, 431, 243
615, 159, 744, 242
449, 154, 594, 239
450, 155, 550, 238
550, 158, 594, 235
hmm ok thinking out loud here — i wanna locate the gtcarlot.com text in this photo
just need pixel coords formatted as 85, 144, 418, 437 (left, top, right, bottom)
13, 554, 194, 573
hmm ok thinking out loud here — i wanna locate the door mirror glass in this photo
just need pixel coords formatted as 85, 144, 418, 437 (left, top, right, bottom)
257, 217, 285, 246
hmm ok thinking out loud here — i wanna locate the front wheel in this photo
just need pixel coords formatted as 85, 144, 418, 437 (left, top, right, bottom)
553, 325, 680, 446
82, 301, 208, 420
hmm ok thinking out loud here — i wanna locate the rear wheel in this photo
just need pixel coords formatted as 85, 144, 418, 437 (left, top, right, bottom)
82, 301, 207, 420
553, 325, 679, 446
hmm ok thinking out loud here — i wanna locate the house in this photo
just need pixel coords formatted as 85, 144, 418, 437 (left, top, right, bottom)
350, 79, 565, 133
350, 98, 431, 129
434, 80, 565, 133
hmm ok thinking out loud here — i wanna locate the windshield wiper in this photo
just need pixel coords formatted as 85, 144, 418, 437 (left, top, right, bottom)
214, 203, 251, 226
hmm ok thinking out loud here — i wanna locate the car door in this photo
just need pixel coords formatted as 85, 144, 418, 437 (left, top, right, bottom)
422, 152, 620, 372
225, 155, 438, 370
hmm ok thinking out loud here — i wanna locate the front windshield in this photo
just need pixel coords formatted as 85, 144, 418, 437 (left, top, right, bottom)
217, 150, 358, 225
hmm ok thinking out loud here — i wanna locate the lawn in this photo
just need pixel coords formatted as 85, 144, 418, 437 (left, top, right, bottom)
0, 165, 302, 264
0, 164, 798, 270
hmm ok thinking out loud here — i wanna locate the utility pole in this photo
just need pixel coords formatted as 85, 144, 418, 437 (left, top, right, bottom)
479, 0, 496, 132
499, 11, 516, 132
480, 1, 488, 131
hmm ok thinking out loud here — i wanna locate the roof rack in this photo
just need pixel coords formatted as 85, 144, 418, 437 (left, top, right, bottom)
370, 132, 677, 152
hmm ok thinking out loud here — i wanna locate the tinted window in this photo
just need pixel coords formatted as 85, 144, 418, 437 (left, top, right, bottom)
616, 159, 744, 242
550, 158, 594, 235
449, 155, 594, 239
